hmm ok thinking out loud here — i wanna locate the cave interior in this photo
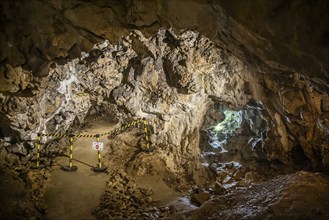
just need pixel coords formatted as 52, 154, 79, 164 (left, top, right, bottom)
0, 0, 329, 219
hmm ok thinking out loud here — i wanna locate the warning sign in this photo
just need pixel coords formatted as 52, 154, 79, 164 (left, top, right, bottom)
92, 142, 104, 151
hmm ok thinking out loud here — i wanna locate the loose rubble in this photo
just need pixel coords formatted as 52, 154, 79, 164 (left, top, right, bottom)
0, 166, 49, 220
94, 170, 175, 220
172, 171, 329, 220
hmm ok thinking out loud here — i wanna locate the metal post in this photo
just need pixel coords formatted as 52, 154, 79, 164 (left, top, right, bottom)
92, 134, 107, 172
31, 133, 45, 169
69, 135, 74, 168
143, 118, 150, 149
96, 134, 102, 168
62, 134, 78, 172
141, 118, 153, 152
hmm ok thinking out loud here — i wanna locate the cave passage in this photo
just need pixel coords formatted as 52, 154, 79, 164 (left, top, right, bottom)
1, 1, 329, 219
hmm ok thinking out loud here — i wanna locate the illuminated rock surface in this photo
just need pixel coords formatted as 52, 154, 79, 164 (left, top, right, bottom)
0, 0, 329, 219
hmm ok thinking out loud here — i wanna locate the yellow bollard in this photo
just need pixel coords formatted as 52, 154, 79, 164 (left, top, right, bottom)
31, 133, 46, 169
92, 134, 107, 172
62, 134, 78, 172
141, 118, 154, 152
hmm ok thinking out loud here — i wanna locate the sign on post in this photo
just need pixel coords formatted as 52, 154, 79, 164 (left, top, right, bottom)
92, 142, 104, 151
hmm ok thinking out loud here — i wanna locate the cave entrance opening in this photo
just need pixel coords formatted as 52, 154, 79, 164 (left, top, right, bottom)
199, 99, 268, 182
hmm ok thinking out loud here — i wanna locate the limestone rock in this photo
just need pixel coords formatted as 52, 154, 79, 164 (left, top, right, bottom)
94, 170, 170, 219
0, 27, 328, 173
214, 182, 226, 195
279, 88, 306, 115
175, 172, 329, 219
5, 153, 20, 165
0, 145, 7, 166
191, 192, 211, 206
5, 143, 28, 156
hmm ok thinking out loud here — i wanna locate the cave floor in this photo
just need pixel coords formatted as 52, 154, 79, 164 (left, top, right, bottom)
36, 119, 329, 220
171, 171, 329, 220
44, 120, 112, 220
43, 119, 188, 220
1, 118, 329, 219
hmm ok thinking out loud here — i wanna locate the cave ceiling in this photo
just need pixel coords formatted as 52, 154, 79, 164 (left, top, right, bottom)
0, 0, 328, 81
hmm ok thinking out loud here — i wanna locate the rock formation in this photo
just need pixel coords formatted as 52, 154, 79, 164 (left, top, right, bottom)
0, 0, 329, 219
1, 27, 328, 173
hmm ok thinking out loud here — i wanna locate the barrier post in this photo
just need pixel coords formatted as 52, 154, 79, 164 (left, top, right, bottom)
141, 118, 154, 152
31, 133, 46, 169
92, 134, 107, 172
62, 134, 78, 172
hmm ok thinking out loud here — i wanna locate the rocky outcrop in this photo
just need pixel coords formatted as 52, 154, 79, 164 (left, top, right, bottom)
0, 166, 48, 219
172, 171, 329, 220
0, 28, 329, 173
0, 29, 249, 171
1, 1, 329, 219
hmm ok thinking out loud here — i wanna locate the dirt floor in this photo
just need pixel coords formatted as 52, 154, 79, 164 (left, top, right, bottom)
3, 118, 329, 220
44, 120, 112, 220
43, 119, 190, 220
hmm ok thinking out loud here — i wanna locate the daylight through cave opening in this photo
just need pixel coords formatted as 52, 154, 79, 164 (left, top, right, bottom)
199, 99, 269, 177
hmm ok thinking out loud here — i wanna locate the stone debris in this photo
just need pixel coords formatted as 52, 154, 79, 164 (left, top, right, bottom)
171, 171, 329, 220
0, 166, 49, 219
190, 192, 211, 207
94, 171, 174, 220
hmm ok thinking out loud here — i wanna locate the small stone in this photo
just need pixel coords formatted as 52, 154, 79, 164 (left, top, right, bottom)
144, 206, 156, 212
0, 146, 8, 165
191, 192, 211, 206
233, 169, 243, 180
222, 176, 234, 184
214, 182, 226, 195
160, 114, 171, 121
205, 187, 214, 194
160, 206, 169, 212
169, 205, 177, 214
192, 187, 203, 194
20, 154, 31, 165
6, 143, 27, 156
5, 153, 20, 165
142, 212, 150, 217
127, 180, 136, 188
322, 98, 329, 111
145, 196, 152, 203
4, 137, 11, 142
216, 170, 228, 181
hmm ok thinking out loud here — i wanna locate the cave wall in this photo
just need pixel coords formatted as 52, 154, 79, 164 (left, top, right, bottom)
0, 0, 329, 172
0, 29, 251, 171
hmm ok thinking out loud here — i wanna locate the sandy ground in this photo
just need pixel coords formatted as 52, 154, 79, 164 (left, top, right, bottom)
44, 120, 113, 220
44, 119, 195, 220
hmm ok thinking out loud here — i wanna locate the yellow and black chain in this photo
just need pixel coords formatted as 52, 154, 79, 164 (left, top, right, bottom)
38, 118, 145, 139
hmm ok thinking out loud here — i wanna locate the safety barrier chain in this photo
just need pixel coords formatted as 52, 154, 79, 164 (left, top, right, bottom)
31, 118, 152, 171
40, 118, 145, 138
